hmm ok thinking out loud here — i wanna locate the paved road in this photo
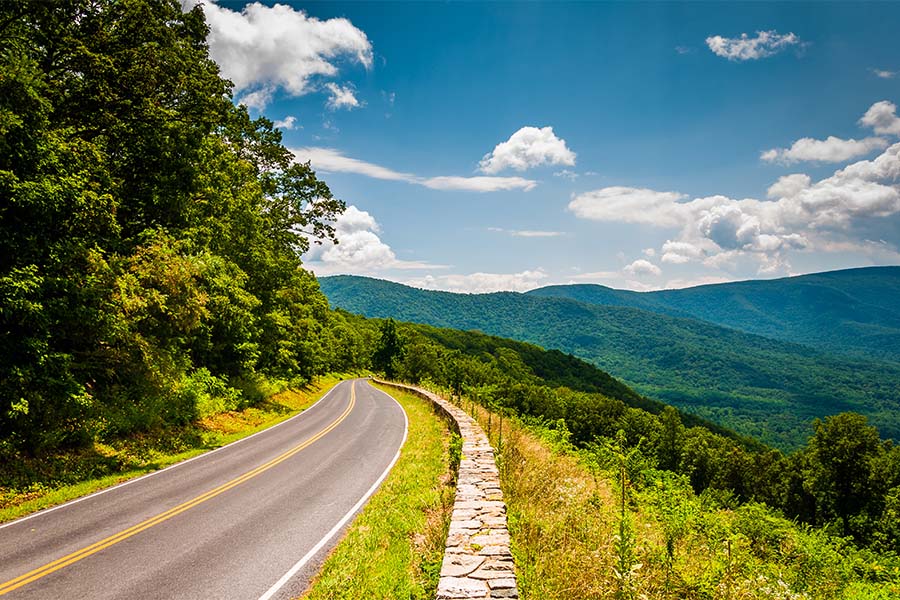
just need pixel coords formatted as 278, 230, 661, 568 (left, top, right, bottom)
0, 379, 407, 599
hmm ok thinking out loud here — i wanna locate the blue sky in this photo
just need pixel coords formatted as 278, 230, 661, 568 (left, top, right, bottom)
197, 1, 900, 292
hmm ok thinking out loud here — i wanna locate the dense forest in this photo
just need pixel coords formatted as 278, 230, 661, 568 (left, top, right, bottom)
1, 0, 897, 566
320, 275, 900, 449
0, 0, 370, 456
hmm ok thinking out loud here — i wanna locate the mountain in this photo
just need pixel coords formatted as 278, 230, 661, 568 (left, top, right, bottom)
320, 275, 900, 450
528, 266, 900, 361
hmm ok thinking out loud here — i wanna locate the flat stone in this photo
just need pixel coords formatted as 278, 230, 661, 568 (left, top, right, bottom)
437, 577, 489, 599
441, 554, 485, 577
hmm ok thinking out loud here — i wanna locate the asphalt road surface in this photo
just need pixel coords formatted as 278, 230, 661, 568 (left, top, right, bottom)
0, 378, 408, 599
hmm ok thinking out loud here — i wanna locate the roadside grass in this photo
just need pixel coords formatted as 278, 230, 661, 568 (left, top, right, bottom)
300, 382, 458, 600
0, 374, 347, 524
456, 400, 900, 600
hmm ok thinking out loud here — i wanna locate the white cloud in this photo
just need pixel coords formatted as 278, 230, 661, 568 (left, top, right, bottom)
197, 2, 372, 109
303, 205, 440, 275
273, 116, 298, 130
292, 147, 538, 192
479, 126, 576, 174
422, 176, 537, 192
871, 68, 897, 79
569, 142, 900, 276
761, 136, 887, 164
705, 30, 800, 61
623, 259, 662, 277
567, 186, 690, 227
643, 248, 656, 257
294, 147, 413, 181
488, 228, 565, 238
767, 173, 811, 199
325, 83, 362, 110
554, 169, 579, 180
860, 100, 900, 136
404, 269, 549, 294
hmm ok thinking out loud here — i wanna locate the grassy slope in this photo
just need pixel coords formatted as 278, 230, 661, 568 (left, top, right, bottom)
0, 374, 346, 524
528, 266, 900, 362
301, 383, 457, 600
320, 276, 900, 449
462, 402, 900, 600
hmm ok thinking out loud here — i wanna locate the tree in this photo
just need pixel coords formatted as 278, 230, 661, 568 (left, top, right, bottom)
806, 413, 882, 537
373, 319, 403, 379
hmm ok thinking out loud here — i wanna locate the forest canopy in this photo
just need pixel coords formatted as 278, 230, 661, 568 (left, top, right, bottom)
0, 0, 360, 454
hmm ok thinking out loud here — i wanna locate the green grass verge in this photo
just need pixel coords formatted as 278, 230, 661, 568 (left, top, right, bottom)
300, 382, 458, 600
0, 374, 347, 524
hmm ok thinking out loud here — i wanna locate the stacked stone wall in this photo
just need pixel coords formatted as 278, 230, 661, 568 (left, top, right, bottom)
373, 380, 518, 599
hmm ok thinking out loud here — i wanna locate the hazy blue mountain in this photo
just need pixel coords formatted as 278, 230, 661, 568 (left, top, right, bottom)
528, 266, 900, 361
319, 274, 900, 450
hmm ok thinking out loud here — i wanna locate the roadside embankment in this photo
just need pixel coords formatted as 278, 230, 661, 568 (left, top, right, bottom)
374, 380, 519, 600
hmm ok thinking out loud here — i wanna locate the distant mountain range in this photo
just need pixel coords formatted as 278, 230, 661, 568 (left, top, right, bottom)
319, 267, 900, 450
529, 266, 900, 362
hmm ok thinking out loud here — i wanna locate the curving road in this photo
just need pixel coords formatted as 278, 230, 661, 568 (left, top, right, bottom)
0, 379, 407, 599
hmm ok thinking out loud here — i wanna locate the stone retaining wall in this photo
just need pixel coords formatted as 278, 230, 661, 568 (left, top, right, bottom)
373, 380, 518, 599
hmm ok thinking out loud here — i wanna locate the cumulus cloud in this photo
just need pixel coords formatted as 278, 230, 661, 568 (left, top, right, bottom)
623, 259, 662, 277
196, 2, 372, 109
404, 270, 549, 294
569, 142, 900, 275
479, 127, 576, 174
706, 30, 800, 61
567, 187, 689, 227
761, 136, 888, 164
860, 100, 900, 136
292, 147, 538, 192
767, 174, 812, 199
273, 116, 298, 130
303, 205, 440, 275
325, 83, 362, 110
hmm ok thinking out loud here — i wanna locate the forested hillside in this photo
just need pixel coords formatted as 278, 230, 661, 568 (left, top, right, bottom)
373, 318, 900, 557
320, 275, 900, 449
0, 0, 371, 455
529, 266, 900, 361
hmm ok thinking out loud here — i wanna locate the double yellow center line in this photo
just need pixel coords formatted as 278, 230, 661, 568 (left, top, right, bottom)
0, 382, 356, 596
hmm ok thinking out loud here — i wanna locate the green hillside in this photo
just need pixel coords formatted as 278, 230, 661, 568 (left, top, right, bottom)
320, 275, 900, 450
529, 266, 900, 361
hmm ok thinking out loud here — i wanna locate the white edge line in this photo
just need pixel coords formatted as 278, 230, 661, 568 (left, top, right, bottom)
0, 379, 348, 531
257, 381, 410, 600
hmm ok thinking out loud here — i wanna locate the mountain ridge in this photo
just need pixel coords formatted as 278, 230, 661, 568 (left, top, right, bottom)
319, 271, 900, 449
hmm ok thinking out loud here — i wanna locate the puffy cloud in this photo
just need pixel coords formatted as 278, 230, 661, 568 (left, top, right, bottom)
860, 100, 900, 136
197, 2, 372, 109
767, 174, 811, 199
405, 270, 549, 294
292, 147, 538, 192
870, 68, 897, 79
479, 127, 576, 174
567, 187, 690, 227
705, 30, 800, 61
325, 83, 362, 110
623, 259, 662, 277
761, 136, 887, 164
303, 206, 440, 275
570, 143, 900, 275
273, 116, 298, 130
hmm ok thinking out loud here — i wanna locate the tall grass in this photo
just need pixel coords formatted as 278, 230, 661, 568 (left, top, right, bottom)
458, 400, 900, 600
